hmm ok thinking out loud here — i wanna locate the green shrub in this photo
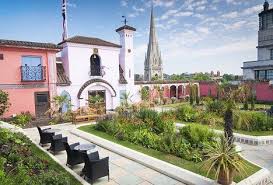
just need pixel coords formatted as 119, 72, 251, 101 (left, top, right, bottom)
0, 90, 10, 116
11, 111, 33, 127
205, 100, 226, 116
233, 111, 273, 131
175, 105, 198, 122
179, 124, 216, 147
136, 109, 164, 133
130, 129, 160, 148
199, 112, 224, 126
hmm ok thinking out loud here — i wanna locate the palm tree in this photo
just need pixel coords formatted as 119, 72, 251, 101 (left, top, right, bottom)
120, 92, 133, 108
204, 136, 247, 185
53, 95, 71, 113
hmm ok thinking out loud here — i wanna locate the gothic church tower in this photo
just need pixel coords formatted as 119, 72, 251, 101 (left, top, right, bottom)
144, 6, 163, 81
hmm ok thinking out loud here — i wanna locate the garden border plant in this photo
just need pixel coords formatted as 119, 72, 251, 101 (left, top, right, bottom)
0, 127, 81, 185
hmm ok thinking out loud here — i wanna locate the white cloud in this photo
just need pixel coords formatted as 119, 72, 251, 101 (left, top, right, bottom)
120, 0, 129, 7
174, 11, 193, 17
222, 11, 238, 19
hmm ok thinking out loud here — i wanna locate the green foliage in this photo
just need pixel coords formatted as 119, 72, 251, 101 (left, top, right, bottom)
203, 136, 247, 184
0, 128, 80, 185
199, 112, 224, 126
233, 111, 273, 131
179, 124, 216, 147
205, 100, 226, 116
11, 111, 33, 127
0, 90, 10, 117
175, 105, 198, 122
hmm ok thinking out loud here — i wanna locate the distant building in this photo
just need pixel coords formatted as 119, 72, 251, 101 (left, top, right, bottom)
242, 1, 273, 80
144, 7, 163, 81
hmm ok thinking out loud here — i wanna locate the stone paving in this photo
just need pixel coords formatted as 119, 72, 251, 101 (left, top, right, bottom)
24, 123, 185, 185
237, 142, 273, 184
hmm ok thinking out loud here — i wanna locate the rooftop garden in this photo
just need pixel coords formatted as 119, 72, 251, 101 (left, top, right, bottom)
79, 106, 260, 184
0, 127, 81, 185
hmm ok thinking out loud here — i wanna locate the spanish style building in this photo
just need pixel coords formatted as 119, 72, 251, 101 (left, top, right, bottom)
0, 39, 61, 117
56, 24, 140, 111
144, 7, 163, 81
242, 1, 273, 81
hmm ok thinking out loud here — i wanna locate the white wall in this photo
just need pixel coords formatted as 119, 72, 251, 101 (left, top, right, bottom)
58, 43, 121, 110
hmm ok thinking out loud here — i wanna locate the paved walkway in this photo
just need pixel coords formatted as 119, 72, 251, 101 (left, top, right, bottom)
24, 123, 185, 185
237, 142, 273, 184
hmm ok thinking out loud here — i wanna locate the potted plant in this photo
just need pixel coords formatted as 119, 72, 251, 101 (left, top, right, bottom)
203, 136, 247, 185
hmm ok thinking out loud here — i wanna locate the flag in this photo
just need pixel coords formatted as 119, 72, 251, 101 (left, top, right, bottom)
62, 0, 68, 41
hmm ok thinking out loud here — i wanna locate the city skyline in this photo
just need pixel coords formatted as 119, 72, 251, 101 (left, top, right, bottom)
0, 0, 265, 75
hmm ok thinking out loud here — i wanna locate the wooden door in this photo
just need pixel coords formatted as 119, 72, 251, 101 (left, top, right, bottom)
35, 92, 49, 118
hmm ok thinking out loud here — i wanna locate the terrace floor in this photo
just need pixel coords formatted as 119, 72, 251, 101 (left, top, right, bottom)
23, 123, 185, 185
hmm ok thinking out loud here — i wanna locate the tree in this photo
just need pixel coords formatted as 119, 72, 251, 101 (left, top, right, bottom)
140, 87, 149, 101
195, 85, 200, 105
0, 90, 10, 117
53, 95, 71, 113
189, 85, 194, 105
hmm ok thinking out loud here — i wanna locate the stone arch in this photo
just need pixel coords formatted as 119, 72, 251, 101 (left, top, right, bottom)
178, 85, 184, 99
60, 90, 71, 113
77, 79, 116, 99
185, 84, 191, 96
170, 85, 177, 98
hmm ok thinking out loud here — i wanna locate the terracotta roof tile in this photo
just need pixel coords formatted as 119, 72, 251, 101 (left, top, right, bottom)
59, 36, 121, 48
56, 63, 71, 86
0, 39, 62, 50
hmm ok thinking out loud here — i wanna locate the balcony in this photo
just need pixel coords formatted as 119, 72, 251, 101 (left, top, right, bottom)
20, 66, 46, 82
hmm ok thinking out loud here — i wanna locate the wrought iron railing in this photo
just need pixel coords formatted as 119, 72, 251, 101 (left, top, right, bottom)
20, 66, 46, 81
90, 68, 101, 76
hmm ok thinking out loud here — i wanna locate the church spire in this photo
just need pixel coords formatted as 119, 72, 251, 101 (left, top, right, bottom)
144, 3, 163, 81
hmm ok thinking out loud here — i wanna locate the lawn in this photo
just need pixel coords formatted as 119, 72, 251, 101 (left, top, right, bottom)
79, 125, 260, 183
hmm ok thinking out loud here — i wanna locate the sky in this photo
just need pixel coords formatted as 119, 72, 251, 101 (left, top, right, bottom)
0, 0, 266, 75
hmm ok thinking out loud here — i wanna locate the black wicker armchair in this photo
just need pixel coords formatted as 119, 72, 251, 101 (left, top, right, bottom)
82, 151, 109, 184
37, 126, 54, 146
49, 134, 67, 154
64, 142, 84, 167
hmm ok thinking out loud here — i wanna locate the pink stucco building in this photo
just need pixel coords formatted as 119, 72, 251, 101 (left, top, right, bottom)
0, 39, 61, 118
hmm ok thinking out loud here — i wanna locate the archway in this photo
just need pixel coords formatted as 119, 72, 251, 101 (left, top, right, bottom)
185, 84, 191, 96
90, 54, 101, 76
77, 79, 116, 99
178, 85, 184, 99
170, 85, 177, 98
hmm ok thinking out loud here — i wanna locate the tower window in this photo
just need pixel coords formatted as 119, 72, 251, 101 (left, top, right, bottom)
129, 69, 131, 78
90, 54, 101, 76
0, 54, 3, 60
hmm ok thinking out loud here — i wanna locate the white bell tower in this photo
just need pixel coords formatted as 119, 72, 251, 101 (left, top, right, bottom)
116, 23, 136, 89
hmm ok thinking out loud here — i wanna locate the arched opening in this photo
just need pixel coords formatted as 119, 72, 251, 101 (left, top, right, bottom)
90, 54, 101, 76
178, 85, 183, 99
170, 85, 177, 98
60, 90, 71, 113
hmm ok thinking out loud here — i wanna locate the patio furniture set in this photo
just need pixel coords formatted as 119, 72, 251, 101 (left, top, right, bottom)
37, 126, 109, 184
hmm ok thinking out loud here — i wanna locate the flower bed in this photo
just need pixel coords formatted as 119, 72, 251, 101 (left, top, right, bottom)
0, 128, 81, 185
82, 110, 260, 182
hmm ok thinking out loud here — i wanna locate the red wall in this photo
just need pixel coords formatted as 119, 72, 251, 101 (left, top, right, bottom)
199, 82, 217, 97
254, 82, 273, 102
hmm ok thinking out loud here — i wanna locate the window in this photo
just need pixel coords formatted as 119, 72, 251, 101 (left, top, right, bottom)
90, 54, 101, 76
0, 54, 3, 60
268, 70, 273, 80
270, 49, 273, 60
21, 56, 43, 81
259, 70, 266, 80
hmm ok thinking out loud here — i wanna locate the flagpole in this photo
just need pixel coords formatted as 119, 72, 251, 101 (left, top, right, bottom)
62, 0, 68, 41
